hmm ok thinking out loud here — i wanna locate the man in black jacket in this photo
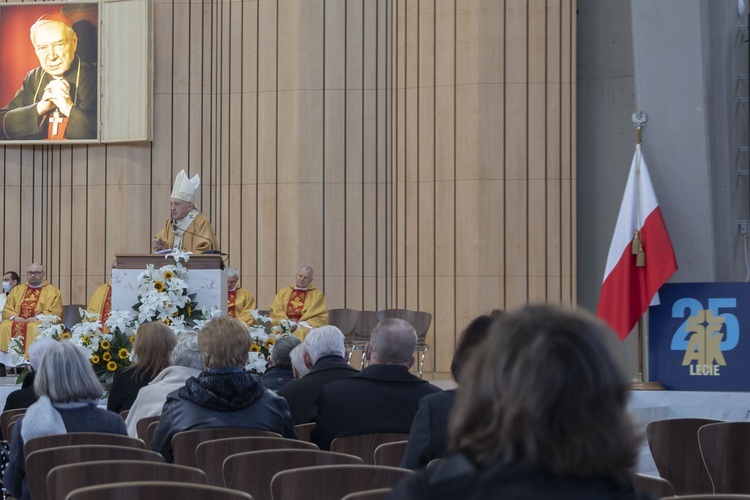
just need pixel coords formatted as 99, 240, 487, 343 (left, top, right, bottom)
277, 325, 359, 424
311, 318, 442, 450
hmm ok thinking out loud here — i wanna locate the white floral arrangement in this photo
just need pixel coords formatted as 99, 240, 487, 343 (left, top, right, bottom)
28, 251, 221, 383
245, 310, 297, 374
7, 314, 66, 367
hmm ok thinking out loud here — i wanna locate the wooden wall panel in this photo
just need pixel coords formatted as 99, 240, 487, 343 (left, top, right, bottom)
392, 0, 576, 374
0, 0, 574, 379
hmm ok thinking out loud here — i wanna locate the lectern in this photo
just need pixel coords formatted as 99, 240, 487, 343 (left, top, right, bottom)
112, 254, 226, 315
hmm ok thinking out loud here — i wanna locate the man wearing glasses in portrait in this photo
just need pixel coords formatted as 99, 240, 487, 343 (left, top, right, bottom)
0, 12, 97, 140
0, 263, 63, 374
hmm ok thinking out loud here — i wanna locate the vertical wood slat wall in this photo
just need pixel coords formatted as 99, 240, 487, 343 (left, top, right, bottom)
0, 0, 575, 376
391, 0, 576, 372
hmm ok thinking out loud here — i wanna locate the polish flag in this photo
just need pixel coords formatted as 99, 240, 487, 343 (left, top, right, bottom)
597, 144, 678, 340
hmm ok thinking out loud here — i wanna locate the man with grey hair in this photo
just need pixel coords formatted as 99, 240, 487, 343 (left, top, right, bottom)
311, 318, 442, 450
225, 267, 256, 326
261, 335, 300, 391
289, 343, 309, 380
152, 170, 218, 254
277, 325, 359, 425
269, 266, 328, 340
124, 332, 203, 437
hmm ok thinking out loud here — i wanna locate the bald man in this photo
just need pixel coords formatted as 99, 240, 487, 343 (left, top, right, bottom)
0, 263, 63, 365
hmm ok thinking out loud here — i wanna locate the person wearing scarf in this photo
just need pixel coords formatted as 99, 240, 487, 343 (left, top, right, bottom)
3, 341, 126, 500
151, 316, 296, 462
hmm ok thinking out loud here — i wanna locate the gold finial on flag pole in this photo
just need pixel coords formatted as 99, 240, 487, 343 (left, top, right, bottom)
632, 111, 647, 144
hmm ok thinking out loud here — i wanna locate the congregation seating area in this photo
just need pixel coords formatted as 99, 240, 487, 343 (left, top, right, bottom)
0, 410, 415, 500
16, 414, 750, 499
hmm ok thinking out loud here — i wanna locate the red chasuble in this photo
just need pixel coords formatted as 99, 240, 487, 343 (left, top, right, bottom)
12, 286, 43, 349
285, 289, 308, 321
101, 285, 112, 324
227, 290, 237, 317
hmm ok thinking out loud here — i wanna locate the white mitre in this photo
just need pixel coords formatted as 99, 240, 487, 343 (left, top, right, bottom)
170, 170, 200, 203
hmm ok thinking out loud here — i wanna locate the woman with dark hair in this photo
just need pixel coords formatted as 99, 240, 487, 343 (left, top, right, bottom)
4, 341, 127, 500
389, 305, 649, 499
107, 322, 177, 413
400, 311, 500, 469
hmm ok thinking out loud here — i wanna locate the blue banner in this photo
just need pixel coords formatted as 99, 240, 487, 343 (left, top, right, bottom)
649, 282, 750, 391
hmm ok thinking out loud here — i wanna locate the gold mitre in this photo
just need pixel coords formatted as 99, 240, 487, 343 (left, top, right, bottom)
170, 170, 200, 203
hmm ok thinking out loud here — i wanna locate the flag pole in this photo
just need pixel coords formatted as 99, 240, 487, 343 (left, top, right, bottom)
630, 112, 665, 391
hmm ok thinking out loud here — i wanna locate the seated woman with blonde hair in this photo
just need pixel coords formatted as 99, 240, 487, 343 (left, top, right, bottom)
4, 341, 127, 500
388, 305, 650, 499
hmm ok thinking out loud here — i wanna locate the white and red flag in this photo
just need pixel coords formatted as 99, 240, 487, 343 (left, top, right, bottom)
597, 143, 678, 340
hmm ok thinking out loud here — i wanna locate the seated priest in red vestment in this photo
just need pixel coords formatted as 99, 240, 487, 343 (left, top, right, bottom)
226, 267, 256, 326
153, 170, 218, 254
269, 266, 328, 340
0, 263, 63, 364
86, 259, 116, 326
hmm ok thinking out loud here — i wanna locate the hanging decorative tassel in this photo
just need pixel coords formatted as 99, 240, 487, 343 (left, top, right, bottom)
631, 231, 641, 255
631, 231, 646, 267
636, 240, 646, 267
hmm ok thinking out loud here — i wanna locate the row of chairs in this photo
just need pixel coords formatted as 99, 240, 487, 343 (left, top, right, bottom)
145, 422, 407, 471
636, 419, 750, 497
19, 429, 412, 500
4, 405, 408, 469
329, 308, 432, 378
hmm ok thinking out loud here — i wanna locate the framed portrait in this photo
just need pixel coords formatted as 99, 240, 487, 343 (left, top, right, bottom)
0, 0, 152, 144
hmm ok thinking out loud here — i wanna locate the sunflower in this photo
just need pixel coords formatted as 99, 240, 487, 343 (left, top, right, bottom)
100, 340, 111, 350
91, 354, 100, 364
153, 280, 165, 292
250, 344, 261, 352
106, 361, 118, 372
264, 338, 275, 350
81, 335, 90, 346
102, 351, 112, 362
118, 348, 130, 360
129, 335, 136, 344
60, 332, 71, 339
163, 270, 174, 280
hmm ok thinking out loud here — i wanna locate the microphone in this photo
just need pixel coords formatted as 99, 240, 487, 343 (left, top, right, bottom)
171, 219, 225, 256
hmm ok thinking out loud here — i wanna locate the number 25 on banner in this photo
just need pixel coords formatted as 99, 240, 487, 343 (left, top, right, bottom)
669, 298, 739, 376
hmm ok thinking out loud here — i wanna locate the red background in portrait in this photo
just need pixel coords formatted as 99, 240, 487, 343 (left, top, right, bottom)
0, 5, 54, 107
